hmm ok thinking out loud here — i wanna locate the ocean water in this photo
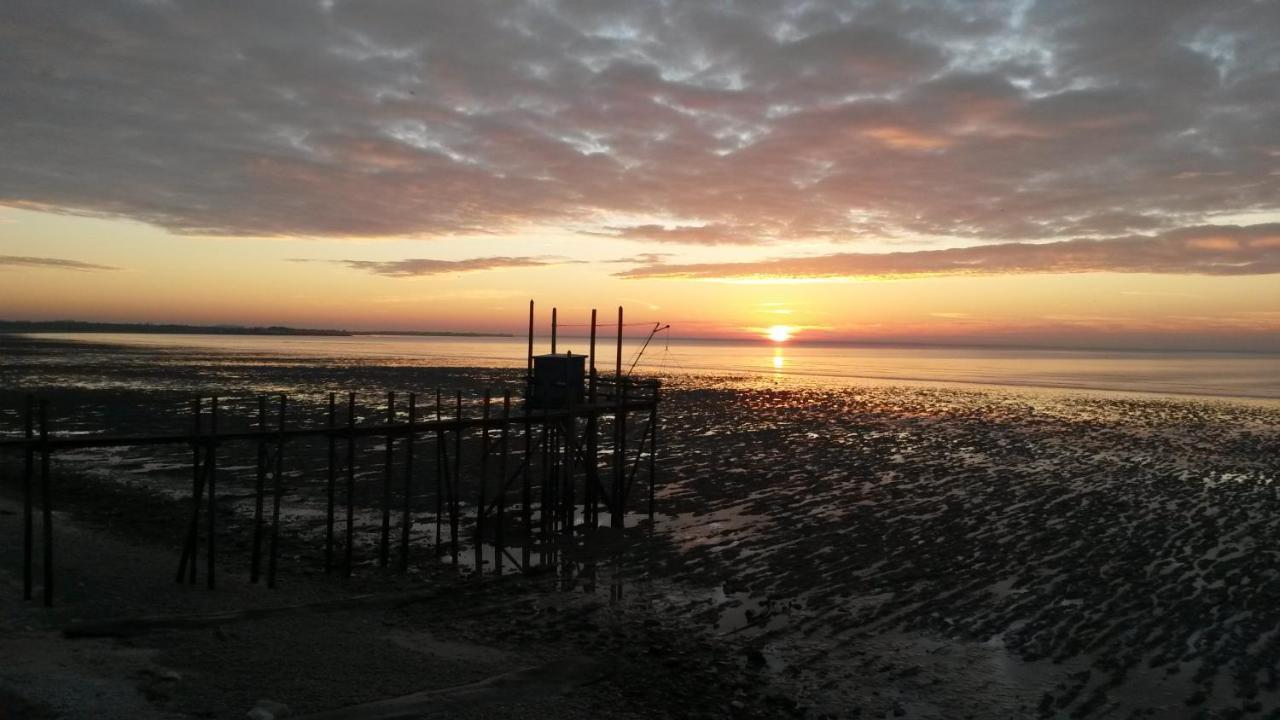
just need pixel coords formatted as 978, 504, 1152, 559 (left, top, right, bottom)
6, 331, 1279, 401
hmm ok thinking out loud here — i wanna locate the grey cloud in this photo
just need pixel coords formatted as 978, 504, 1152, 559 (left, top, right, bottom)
604, 252, 674, 264
596, 224, 758, 245
0, 0, 1277, 247
0, 255, 121, 272
309, 256, 576, 277
615, 224, 1280, 280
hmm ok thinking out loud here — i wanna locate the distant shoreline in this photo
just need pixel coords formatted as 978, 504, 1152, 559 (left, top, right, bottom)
0, 320, 512, 338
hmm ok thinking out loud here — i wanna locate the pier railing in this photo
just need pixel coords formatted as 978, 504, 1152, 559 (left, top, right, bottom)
1, 377, 660, 607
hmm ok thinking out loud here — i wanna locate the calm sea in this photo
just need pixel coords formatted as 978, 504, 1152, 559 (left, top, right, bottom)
12, 332, 1280, 401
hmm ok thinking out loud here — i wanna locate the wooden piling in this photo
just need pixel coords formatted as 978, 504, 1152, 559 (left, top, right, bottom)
325, 392, 336, 574
345, 392, 355, 577
452, 392, 462, 567
526, 299, 534, 378
251, 396, 267, 583
539, 422, 551, 543
614, 307, 624, 529
551, 307, 557, 354
22, 395, 33, 600
380, 392, 395, 568
176, 399, 202, 584
267, 394, 285, 588
562, 417, 574, 537
400, 393, 415, 572
614, 380, 626, 529
39, 399, 52, 607
587, 310, 598, 528
434, 389, 443, 556
476, 391, 491, 573
206, 397, 217, 590
615, 306, 623, 378
521, 410, 532, 569
497, 391, 510, 575
649, 388, 658, 525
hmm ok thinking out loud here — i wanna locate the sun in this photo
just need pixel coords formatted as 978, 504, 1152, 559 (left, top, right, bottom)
766, 325, 794, 343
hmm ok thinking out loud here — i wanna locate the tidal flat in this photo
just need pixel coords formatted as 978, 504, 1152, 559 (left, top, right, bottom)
2, 335, 1279, 719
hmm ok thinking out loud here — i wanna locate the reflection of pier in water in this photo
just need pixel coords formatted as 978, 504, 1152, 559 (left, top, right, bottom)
2, 301, 664, 607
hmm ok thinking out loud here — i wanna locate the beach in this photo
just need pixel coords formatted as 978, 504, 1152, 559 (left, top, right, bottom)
2, 333, 1279, 719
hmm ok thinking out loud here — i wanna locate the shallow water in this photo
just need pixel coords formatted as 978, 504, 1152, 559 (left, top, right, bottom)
6, 331, 1279, 400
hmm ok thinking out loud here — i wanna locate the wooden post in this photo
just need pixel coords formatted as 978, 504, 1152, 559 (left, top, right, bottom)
476, 390, 491, 573
613, 307, 624, 529
345, 392, 355, 577
176, 398, 202, 585
551, 307, 557, 354
452, 392, 462, 567
39, 399, 52, 607
400, 393, 416, 572
614, 380, 626, 529
524, 300, 536, 551
325, 392, 336, 574
649, 388, 658, 525
22, 394, 33, 600
206, 397, 217, 591
539, 421, 551, 542
434, 389, 443, 556
380, 392, 394, 568
251, 396, 267, 583
497, 391, 510, 575
521, 406, 532, 569
587, 309, 598, 528
616, 306, 623, 380
267, 394, 285, 588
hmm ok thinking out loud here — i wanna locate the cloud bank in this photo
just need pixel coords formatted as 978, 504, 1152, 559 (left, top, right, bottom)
309, 256, 574, 277
616, 225, 1280, 280
0, 255, 120, 272
1, 0, 1278, 251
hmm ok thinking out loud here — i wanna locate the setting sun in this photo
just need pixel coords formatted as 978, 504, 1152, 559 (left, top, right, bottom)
766, 325, 794, 342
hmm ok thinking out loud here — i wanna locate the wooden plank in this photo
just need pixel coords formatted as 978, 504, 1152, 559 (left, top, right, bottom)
0, 402, 658, 451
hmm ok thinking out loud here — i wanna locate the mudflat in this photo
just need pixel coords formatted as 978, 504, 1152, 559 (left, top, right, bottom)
2, 338, 1279, 718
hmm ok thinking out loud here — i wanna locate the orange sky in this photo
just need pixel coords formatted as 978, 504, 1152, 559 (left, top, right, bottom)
3, 206, 1278, 351
2, 2, 1280, 351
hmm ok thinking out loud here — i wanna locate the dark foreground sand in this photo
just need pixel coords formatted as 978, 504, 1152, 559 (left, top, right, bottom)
2, 359, 1280, 719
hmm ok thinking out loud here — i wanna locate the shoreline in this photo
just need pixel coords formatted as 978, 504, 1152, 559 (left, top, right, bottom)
2, 332, 1278, 406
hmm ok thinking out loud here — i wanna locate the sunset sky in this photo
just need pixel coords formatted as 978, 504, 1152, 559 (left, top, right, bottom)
2, 1, 1279, 350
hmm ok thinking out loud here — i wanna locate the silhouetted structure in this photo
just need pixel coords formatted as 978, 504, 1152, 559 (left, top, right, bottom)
1, 301, 662, 606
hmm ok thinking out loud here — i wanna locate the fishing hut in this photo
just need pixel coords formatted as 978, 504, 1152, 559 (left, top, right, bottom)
1, 301, 666, 606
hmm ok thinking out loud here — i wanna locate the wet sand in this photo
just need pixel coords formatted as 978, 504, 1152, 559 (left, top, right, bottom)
2, 335, 1280, 718
650, 379, 1280, 718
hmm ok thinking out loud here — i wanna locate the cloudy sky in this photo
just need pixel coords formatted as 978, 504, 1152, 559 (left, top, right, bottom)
2, 0, 1278, 349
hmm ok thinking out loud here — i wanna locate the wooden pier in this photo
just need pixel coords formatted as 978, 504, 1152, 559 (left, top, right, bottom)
1, 302, 664, 607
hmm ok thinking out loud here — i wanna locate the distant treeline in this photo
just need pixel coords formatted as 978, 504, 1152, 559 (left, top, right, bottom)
0, 320, 511, 338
